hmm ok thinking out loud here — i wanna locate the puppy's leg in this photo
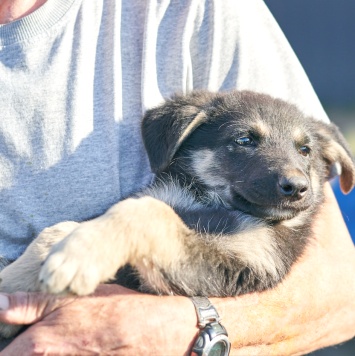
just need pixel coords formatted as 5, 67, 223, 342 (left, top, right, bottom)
0, 221, 79, 338
39, 197, 192, 296
39, 197, 285, 297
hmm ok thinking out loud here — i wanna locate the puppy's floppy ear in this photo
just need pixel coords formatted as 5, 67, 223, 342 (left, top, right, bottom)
315, 121, 355, 194
142, 93, 210, 173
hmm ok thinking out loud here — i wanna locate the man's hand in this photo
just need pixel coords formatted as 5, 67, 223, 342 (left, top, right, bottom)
0, 183, 354, 356
0, 285, 198, 355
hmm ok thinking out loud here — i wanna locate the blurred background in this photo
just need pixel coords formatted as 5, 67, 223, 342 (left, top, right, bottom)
264, 1, 355, 355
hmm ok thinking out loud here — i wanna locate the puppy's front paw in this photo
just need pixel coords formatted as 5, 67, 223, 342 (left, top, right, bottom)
39, 236, 100, 295
39, 252, 100, 296
39, 223, 114, 296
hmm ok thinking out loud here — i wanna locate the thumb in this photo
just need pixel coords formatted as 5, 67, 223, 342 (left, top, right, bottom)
0, 292, 73, 325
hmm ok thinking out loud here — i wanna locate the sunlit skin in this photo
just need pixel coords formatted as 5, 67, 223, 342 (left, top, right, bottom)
0, 0, 47, 24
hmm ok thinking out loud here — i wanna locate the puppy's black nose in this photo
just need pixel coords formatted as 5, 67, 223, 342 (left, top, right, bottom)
278, 176, 308, 199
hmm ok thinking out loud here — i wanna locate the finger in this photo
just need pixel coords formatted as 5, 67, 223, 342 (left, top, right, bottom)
0, 285, 137, 326
0, 292, 74, 325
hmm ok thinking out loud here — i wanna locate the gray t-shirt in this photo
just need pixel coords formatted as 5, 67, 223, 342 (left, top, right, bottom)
0, 0, 328, 264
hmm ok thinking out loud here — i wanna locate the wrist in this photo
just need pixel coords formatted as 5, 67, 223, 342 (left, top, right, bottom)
155, 295, 199, 355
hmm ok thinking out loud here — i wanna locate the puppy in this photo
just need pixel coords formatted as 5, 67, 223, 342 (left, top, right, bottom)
0, 90, 354, 338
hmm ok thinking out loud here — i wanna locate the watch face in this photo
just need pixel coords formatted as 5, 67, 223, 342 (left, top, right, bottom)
209, 340, 228, 356
207, 323, 230, 356
192, 322, 231, 356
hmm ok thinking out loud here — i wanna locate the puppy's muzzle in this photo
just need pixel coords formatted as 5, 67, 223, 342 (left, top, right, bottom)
278, 175, 309, 200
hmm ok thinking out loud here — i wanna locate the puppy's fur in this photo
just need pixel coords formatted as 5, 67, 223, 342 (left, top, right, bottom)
0, 91, 354, 338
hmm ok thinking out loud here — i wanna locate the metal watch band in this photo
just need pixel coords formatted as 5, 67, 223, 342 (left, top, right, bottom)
190, 296, 221, 328
190, 296, 231, 356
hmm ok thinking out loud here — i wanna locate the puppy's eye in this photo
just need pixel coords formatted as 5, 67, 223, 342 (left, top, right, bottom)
299, 145, 311, 156
234, 136, 254, 146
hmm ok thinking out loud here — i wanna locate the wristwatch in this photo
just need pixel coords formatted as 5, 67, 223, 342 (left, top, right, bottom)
190, 296, 231, 356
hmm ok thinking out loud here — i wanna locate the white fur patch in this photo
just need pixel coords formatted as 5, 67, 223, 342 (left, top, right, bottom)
215, 216, 285, 282
292, 127, 306, 142
281, 211, 308, 229
252, 119, 270, 137
190, 149, 228, 187
141, 177, 203, 211
310, 167, 321, 197
173, 111, 207, 154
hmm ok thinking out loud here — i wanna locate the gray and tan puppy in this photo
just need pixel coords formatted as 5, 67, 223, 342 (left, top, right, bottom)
0, 91, 354, 338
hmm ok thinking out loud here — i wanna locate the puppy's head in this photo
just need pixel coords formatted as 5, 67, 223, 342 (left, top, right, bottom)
142, 91, 355, 220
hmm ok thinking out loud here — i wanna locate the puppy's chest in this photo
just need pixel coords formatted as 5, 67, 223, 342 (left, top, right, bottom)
141, 180, 258, 235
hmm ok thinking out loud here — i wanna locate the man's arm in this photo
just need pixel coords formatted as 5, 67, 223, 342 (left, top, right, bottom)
0, 183, 354, 355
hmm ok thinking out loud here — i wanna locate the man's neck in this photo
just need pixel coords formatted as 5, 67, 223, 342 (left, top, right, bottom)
0, 0, 47, 24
